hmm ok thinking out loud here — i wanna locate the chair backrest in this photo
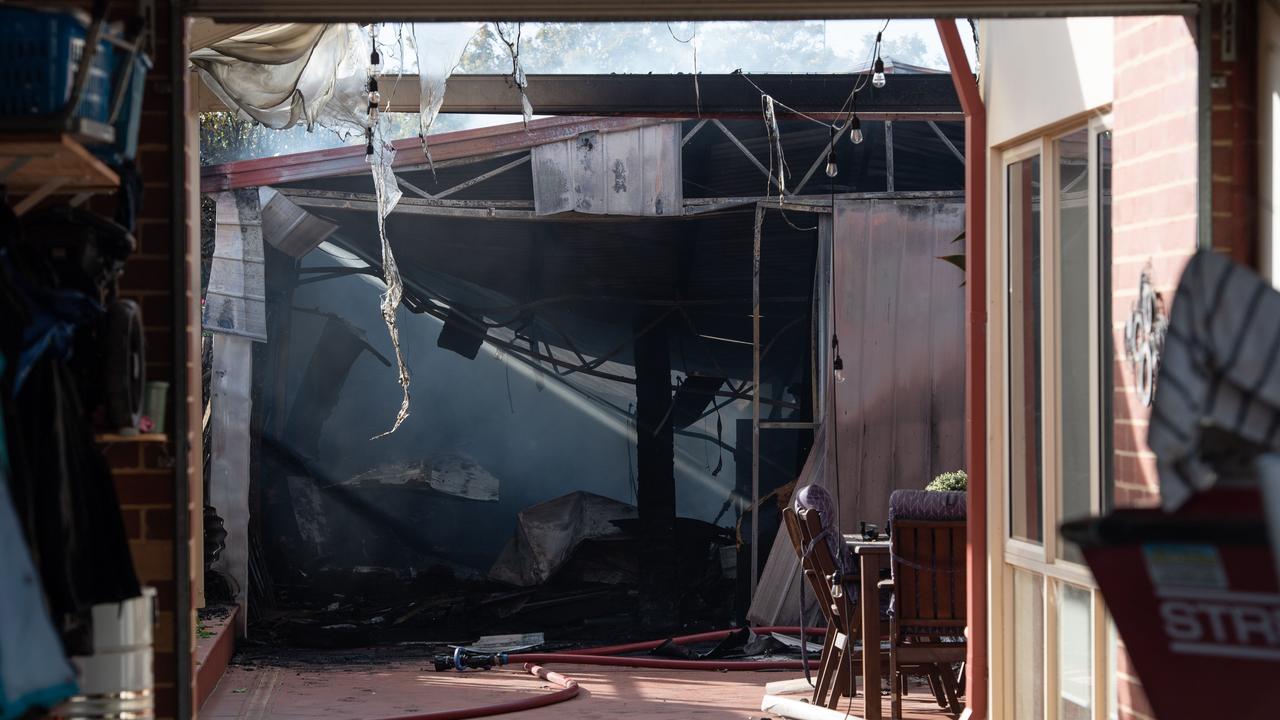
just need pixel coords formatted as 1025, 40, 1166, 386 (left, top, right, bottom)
887, 490, 967, 633
793, 484, 844, 573
784, 503, 856, 628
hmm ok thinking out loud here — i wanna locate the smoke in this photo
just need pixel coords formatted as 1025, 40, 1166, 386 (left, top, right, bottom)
279, 244, 751, 570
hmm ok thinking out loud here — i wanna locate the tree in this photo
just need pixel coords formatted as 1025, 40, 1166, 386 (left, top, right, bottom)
849, 31, 943, 69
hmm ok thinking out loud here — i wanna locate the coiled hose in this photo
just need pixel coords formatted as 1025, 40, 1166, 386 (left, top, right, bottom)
367, 626, 826, 720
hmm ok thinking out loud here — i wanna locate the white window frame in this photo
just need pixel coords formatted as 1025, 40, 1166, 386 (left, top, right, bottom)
993, 112, 1114, 720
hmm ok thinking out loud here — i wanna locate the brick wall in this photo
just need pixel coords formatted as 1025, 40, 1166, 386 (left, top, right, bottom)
82, 3, 197, 719
1211, 0, 1258, 267
1109, 6, 1257, 719
1110, 15, 1199, 514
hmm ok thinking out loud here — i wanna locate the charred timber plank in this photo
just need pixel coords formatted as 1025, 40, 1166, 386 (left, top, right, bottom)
634, 312, 678, 630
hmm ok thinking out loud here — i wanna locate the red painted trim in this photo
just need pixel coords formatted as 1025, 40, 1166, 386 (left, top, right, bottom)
195, 606, 239, 710
199, 115, 664, 192
936, 19, 988, 720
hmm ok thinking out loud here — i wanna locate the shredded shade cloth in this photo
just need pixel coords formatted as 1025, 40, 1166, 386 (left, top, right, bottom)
192, 23, 369, 135
1148, 249, 1280, 510
192, 21, 492, 435
412, 23, 483, 143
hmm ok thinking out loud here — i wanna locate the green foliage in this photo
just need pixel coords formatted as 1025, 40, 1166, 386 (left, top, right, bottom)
199, 111, 431, 166
850, 31, 942, 68
926, 470, 967, 492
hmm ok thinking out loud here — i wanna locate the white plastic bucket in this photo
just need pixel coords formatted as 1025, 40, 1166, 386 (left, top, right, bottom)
55, 587, 156, 719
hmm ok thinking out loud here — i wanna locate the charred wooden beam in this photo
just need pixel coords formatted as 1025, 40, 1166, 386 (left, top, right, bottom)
634, 311, 678, 629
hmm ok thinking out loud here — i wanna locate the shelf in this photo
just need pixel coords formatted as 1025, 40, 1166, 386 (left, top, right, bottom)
94, 432, 168, 444
0, 133, 119, 215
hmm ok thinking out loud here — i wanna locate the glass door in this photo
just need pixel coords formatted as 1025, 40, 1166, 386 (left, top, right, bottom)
998, 117, 1113, 720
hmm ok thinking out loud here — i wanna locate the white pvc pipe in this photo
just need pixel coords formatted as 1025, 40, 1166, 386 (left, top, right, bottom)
760, 694, 864, 720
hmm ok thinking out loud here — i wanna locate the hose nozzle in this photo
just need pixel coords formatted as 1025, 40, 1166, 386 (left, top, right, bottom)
433, 647, 507, 672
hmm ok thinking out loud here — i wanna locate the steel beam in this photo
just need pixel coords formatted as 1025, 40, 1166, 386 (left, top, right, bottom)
927, 120, 966, 164
195, 73, 964, 118
201, 115, 661, 192
189, 1, 1198, 24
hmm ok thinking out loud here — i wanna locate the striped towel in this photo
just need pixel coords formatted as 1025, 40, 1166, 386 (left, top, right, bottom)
1148, 249, 1280, 510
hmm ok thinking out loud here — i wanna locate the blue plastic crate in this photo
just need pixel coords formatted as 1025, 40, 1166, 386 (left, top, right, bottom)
92, 52, 152, 166
0, 7, 113, 123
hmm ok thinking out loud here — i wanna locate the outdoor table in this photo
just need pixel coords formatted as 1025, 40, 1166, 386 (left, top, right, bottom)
845, 536, 890, 720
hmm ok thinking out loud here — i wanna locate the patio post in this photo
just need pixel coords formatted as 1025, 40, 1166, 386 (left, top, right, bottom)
936, 19, 988, 720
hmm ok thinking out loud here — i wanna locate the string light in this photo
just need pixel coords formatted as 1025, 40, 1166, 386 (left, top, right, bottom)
832, 335, 846, 384
871, 31, 887, 88
365, 26, 381, 157
849, 116, 864, 145
824, 124, 838, 178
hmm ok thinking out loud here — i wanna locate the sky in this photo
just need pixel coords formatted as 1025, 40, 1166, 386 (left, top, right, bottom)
825, 18, 978, 70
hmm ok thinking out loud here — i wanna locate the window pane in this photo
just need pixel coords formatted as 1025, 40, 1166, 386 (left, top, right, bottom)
1099, 130, 1115, 515
1008, 155, 1043, 544
1107, 617, 1118, 720
1057, 129, 1091, 563
1013, 569, 1045, 718
1058, 583, 1094, 720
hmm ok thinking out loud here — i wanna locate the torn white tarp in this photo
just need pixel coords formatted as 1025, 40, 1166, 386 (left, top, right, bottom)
191, 23, 369, 137
368, 137, 410, 437
343, 453, 500, 502
489, 491, 637, 587
494, 23, 533, 127
411, 23, 483, 145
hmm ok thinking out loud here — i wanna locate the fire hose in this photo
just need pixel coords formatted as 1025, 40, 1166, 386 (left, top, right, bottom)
367, 626, 827, 720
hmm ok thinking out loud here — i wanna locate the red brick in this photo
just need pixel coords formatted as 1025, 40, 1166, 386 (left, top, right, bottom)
114, 472, 176, 505
143, 443, 175, 470
152, 652, 176, 685
120, 259, 174, 295
139, 294, 175, 328
138, 111, 169, 150
148, 579, 176, 612
145, 330, 174, 365
104, 442, 144, 470
152, 683, 176, 720
1117, 674, 1155, 718
147, 507, 176, 540
120, 508, 144, 540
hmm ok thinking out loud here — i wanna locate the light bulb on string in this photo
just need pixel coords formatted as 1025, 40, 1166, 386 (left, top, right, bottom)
824, 125, 838, 177
832, 336, 846, 384
369, 24, 382, 72
849, 116, 864, 145
872, 57, 886, 89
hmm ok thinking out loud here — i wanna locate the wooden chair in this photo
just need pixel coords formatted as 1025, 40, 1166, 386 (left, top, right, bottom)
782, 504, 860, 708
881, 489, 968, 719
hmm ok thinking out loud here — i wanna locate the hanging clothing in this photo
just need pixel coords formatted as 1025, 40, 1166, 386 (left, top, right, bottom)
0, 207, 141, 656
0, 355, 80, 720
1148, 249, 1280, 509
